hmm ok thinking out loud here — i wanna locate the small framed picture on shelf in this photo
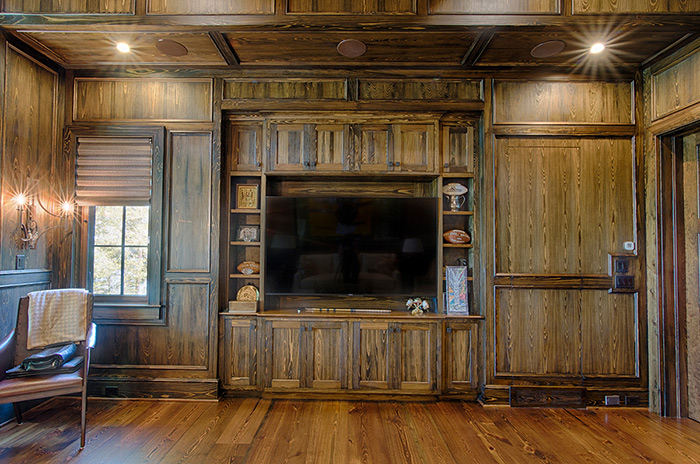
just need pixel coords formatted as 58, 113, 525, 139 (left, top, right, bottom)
237, 225, 259, 243
446, 266, 469, 314
236, 184, 259, 209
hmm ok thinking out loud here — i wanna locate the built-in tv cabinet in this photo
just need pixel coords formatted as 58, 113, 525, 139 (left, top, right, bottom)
219, 113, 482, 399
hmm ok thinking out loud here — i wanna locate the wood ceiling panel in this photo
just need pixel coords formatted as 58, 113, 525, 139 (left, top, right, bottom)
2, 0, 133, 14
477, 28, 687, 67
147, 0, 274, 14
429, 0, 558, 14
227, 32, 475, 66
287, 0, 416, 14
16, 32, 227, 67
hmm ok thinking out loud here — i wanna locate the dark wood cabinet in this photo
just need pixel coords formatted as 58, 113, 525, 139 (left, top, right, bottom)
219, 316, 259, 390
263, 319, 304, 389
352, 321, 393, 390
228, 122, 263, 172
443, 320, 479, 395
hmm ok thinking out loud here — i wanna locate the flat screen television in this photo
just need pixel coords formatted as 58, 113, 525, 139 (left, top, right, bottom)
265, 196, 438, 297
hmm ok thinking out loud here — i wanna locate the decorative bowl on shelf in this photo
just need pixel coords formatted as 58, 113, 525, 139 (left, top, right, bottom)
443, 229, 471, 244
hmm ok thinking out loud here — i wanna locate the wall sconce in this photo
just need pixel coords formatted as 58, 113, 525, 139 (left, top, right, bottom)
13, 191, 74, 250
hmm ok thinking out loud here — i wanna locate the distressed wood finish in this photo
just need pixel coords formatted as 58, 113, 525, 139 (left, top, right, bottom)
357, 124, 392, 172
307, 320, 348, 389
358, 79, 481, 102
224, 78, 348, 102
1, 46, 58, 272
226, 122, 263, 171
444, 320, 478, 393
313, 124, 348, 171
287, 0, 415, 14
394, 124, 435, 172
442, 125, 474, 173
269, 123, 307, 171
653, 47, 700, 120
265, 320, 303, 389
167, 132, 212, 273
429, 0, 558, 13
494, 81, 634, 124
574, 0, 700, 13
147, 0, 274, 14
352, 321, 392, 390
73, 78, 212, 122
395, 322, 438, 392
219, 316, 258, 388
2, 0, 132, 13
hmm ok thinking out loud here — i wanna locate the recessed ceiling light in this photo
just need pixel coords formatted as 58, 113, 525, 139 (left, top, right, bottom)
530, 40, 566, 59
156, 39, 188, 57
336, 39, 367, 58
116, 42, 131, 53
590, 43, 605, 54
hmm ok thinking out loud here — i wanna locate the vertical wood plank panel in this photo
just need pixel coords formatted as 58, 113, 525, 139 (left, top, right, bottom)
309, 321, 347, 389
147, 0, 273, 14
653, 48, 700, 120
314, 125, 345, 171
288, 0, 415, 13
357, 125, 391, 172
167, 132, 212, 272
268, 320, 303, 388
3, 0, 133, 13
353, 321, 391, 389
429, 0, 558, 13
574, 0, 700, 13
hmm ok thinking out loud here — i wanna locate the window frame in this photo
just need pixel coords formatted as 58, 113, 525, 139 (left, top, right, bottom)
71, 126, 165, 324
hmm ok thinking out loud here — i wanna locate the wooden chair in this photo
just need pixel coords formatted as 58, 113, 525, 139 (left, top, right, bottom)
0, 293, 95, 448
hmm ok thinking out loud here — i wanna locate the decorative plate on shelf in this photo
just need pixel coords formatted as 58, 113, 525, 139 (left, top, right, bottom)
236, 284, 259, 301
443, 229, 471, 244
442, 183, 468, 196
236, 261, 260, 275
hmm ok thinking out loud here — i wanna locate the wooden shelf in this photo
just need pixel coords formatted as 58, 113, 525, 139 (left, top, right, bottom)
230, 171, 262, 177
442, 172, 475, 178
443, 243, 473, 248
230, 241, 261, 246
231, 208, 261, 214
230, 274, 261, 279
442, 211, 474, 216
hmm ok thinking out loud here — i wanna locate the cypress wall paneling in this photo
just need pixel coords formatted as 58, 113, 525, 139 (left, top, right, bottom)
2, 0, 134, 14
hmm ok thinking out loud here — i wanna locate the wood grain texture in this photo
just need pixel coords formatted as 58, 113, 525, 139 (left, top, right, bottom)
167, 132, 212, 272
574, 0, 700, 13
395, 124, 435, 172
224, 78, 348, 101
395, 322, 438, 392
442, 125, 474, 173
287, 0, 415, 14
265, 320, 303, 388
494, 81, 633, 124
3, 0, 132, 13
352, 321, 391, 389
358, 79, 481, 102
653, 46, 700, 120
5, 397, 700, 463
147, 0, 274, 14
357, 124, 392, 172
429, 0, 558, 13
313, 124, 348, 171
269, 123, 307, 171
1, 46, 58, 271
307, 321, 348, 389
227, 122, 263, 171
220, 316, 258, 388
444, 321, 478, 392
73, 78, 212, 122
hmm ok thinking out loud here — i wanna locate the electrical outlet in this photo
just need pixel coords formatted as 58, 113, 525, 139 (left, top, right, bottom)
614, 275, 635, 289
605, 395, 620, 406
15, 254, 25, 270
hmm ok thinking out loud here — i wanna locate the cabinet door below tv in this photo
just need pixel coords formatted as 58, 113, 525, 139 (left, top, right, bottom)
220, 317, 258, 390
352, 321, 392, 390
395, 322, 438, 393
306, 321, 349, 390
264, 320, 304, 389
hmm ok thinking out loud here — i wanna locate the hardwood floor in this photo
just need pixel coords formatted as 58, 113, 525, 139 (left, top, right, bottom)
1, 397, 700, 463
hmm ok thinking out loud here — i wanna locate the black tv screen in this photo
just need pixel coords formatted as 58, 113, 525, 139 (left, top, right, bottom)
265, 197, 438, 297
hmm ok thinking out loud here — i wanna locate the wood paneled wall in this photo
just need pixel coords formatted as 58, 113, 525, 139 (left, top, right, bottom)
429, 0, 557, 14
652, 46, 700, 121
2, 0, 133, 14
573, 0, 700, 14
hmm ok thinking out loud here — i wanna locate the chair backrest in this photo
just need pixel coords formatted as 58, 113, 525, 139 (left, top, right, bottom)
14, 294, 94, 366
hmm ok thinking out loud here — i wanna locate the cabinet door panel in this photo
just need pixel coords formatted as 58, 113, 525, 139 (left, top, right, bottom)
396, 322, 438, 392
230, 124, 262, 171
352, 321, 391, 389
307, 321, 348, 389
445, 321, 477, 392
270, 123, 307, 171
442, 125, 473, 173
314, 124, 347, 171
265, 320, 303, 388
222, 318, 258, 388
395, 124, 434, 172
357, 124, 391, 172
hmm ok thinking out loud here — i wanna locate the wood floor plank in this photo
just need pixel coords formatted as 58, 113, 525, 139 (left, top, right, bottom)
1, 398, 700, 464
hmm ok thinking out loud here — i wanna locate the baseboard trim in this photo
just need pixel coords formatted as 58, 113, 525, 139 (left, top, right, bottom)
88, 377, 218, 400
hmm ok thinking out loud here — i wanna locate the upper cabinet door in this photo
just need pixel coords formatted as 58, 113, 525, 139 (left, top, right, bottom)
356, 124, 393, 172
313, 124, 349, 171
229, 123, 263, 172
394, 123, 435, 172
269, 123, 309, 171
442, 125, 474, 173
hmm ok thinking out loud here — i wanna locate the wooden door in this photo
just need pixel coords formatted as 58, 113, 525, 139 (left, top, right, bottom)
394, 322, 438, 392
490, 138, 639, 383
269, 123, 308, 171
313, 124, 348, 171
264, 320, 304, 388
356, 124, 392, 172
228, 123, 262, 171
305, 321, 348, 389
444, 321, 478, 392
220, 317, 258, 389
442, 125, 473, 173
352, 321, 392, 390
394, 124, 434, 172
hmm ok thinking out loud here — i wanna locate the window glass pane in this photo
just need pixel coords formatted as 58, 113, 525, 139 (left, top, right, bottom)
95, 206, 124, 246
93, 246, 122, 294
124, 247, 148, 295
124, 206, 150, 246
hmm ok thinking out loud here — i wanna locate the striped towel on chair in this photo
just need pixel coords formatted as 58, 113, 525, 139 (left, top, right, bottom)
27, 289, 89, 349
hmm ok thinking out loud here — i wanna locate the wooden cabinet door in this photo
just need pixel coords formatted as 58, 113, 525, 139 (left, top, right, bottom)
220, 317, 258, 389
394, 322, 438, 392
356, 124, 392, 172
394, 124, 435, 172
313, 124, 349, 171
269, 123, 308, 171
264, 320, 304, 389
305, 321, 348, 389
442, 125, 473, 173
352, 321, 392, 390
229, 123, 263, 171
444, 321, 478, 393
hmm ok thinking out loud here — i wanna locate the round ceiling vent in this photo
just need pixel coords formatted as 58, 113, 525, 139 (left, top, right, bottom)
156, 39, 189, 57
336, 39, 367, 58
530, 40, 566, 59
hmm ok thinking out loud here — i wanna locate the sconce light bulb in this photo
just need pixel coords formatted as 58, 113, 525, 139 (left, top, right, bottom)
15, 193, 27, 207
116, 42, 131, 53
61, 201, 74, 215
590, 43, 605, 54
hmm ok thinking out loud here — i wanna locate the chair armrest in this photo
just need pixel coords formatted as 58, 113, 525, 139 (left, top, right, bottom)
0, 329, 17, 381
86, 323, 97, 349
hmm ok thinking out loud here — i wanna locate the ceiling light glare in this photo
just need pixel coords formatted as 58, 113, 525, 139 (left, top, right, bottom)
116, 42, 131, 53
590, 43, 605, 54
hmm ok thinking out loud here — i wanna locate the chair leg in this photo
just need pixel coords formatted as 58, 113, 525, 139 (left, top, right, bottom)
80, 388, 87, 448
13, 403, 23, 424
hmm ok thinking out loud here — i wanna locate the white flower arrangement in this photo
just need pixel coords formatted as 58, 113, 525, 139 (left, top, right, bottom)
406, 297, 429, 315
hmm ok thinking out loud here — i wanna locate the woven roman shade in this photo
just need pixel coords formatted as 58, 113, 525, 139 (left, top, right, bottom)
75, 137, 153, 206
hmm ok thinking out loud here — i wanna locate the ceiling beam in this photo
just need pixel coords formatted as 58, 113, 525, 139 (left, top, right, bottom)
209, 31, 240, 66
461, 31, 494, 67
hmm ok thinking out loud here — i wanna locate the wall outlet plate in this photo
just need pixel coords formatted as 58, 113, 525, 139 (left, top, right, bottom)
15, 254, 25, 270
623, 241, 635, 251
605, 395, 621, 406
